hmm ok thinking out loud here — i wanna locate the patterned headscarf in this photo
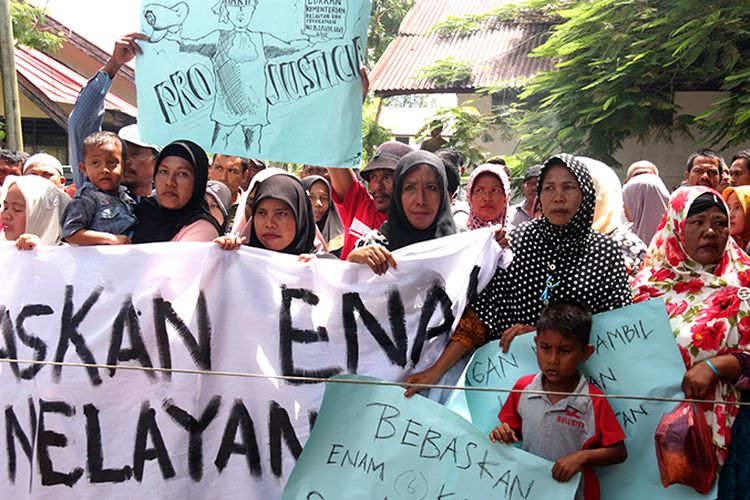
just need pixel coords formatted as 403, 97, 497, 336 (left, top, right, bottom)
466, 163, 511, 230
471, 153, 632, 337
633, 186, 750, 464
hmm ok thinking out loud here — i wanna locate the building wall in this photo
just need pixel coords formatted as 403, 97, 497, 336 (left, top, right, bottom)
459, 92, 750, 189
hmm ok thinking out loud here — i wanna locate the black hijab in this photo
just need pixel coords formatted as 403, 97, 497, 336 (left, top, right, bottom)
379, 150, 456, 250
132, 140, 221, 243
470, 153, 632, 339
300, 175, 345, 249
248, 174, 316, 255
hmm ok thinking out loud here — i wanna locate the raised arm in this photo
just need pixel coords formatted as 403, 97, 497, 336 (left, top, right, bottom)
68, 33, 147, 187
328, 168, 356, 202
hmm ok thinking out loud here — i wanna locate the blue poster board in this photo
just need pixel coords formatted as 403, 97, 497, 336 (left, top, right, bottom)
137, 0, 371, 167
284, 375, 579, 499
446, 300, 717, 499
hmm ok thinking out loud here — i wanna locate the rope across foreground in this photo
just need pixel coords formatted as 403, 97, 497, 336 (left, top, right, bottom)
0, 356, 746, 407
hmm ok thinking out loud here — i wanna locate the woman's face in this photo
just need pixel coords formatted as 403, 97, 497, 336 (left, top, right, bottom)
253, 198, 296, 251
1, 183, 26, 240
401, 164, 441, 230
308, 180, 330, 223
155, 156, 195, 210
683, 206, 729, 266
205, 194, 225, 227
226, 4, 255, 28
539, 164, 582, 226
470, 172, 506, 221
728, 193, 745, 236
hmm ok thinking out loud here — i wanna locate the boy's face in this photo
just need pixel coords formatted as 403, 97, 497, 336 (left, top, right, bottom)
534, 329, 593, 387
81, 143, 123, 193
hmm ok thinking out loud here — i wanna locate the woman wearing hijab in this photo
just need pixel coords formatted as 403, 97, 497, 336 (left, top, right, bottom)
1, 175, 70, 249
205, 180, 232, 234
632, 187, 750, 496
132, 140, 221, 243
581, 157, 647, 277
229, 167, 295, 236
466, 163, 511, 230
405, 154, 632, 396
622, 172, 670, 246
215, 174, 318, 258
301, 175, 345, 257
347, 150, 456, 274
723, 185, 750, 253
247, 174, 316, 255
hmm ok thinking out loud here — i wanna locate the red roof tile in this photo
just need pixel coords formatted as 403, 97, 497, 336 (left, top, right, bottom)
370, 0, 555, 96
14, 46, 136, 117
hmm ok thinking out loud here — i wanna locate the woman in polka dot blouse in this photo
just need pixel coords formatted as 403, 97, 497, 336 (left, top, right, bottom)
405, 154, 632, 397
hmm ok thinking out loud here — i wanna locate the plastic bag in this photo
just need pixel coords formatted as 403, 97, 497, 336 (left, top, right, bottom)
654, 402, 717, 494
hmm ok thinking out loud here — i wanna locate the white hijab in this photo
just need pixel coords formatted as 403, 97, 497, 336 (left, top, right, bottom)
1, 175, 69, 245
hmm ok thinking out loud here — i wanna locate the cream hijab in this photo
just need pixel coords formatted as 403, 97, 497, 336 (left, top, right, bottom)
1, 175, 69, 245
579, 156, 625, 234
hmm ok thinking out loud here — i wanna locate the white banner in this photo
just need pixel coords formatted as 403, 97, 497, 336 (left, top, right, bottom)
0, 229, 500, 499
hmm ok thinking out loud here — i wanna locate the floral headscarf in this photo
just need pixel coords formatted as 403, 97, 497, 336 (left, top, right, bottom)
466, 164, 510, 230
633, 186, 750, 463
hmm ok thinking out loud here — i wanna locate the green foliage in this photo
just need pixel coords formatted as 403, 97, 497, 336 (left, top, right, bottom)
362, 99, 394, 164
10, 1, 63, 52
430, 15, 484, 37
506, 0, 750, 165
367, 0, 415, 67
417, 58, 474, 87
430, 2, 563, 37
416, 102, 495, 169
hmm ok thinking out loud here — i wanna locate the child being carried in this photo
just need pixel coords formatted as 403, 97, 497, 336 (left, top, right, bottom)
61, 131, 137, 245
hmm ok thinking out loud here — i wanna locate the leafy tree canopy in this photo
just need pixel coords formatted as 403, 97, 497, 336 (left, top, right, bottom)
10, 1, 63, 52
501, 0, 750, 166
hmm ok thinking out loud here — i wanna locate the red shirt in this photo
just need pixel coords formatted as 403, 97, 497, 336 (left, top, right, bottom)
500, 373, 625, 500
333, 175, 387, 260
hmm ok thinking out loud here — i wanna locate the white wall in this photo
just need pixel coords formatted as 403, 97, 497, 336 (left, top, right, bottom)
459, 92, 750, 189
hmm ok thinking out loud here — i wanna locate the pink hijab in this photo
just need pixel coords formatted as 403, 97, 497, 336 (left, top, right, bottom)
622, 173, 669, 246
466, 164, 511, 230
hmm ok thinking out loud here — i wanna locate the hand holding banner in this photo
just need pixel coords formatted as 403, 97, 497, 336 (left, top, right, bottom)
137, 0, 372, 167
446, 300, 717, 499
284, 375, 580, 500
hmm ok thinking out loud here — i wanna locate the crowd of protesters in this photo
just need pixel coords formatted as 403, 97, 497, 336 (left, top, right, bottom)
3, 30, 750, 499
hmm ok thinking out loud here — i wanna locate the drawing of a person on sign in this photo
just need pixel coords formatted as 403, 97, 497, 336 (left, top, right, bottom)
144, 0, 302, 152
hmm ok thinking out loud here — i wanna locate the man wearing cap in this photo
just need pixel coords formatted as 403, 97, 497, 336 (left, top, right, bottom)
241, 158, 266, 192
510, 165, 541, 227
329, 140, 413, 260
23, 153, 67, 189
68, 32, 159, 199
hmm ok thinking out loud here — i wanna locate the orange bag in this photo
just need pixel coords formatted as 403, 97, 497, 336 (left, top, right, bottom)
654, 402, 717, 494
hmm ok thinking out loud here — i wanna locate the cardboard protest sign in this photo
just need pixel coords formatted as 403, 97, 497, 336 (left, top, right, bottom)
446, 300, 716, 498
283, 375, 580, 500
0, 228, 499, 499
136, 0, 371, 167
